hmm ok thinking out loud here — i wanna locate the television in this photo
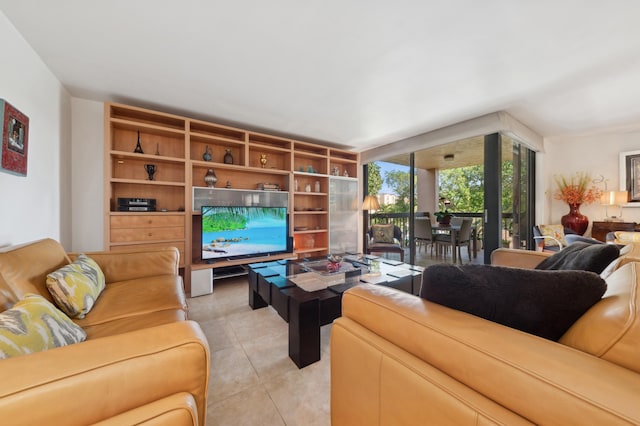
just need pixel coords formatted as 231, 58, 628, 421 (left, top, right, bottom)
201, 206, 289, 261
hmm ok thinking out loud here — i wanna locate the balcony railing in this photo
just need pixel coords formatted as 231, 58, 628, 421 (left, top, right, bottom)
369, 212, 516, 248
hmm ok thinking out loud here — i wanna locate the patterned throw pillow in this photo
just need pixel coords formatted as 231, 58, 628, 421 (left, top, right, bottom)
46, 254, 105, 319
538, 224, 567, 247
371, 224, 395, 243
0, 294, 86, 359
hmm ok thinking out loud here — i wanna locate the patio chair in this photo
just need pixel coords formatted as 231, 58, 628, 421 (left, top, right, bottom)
367, 224, 404, 262
414, 217, 435, 255
434, 218, 472, 262
532, 225, 574, 252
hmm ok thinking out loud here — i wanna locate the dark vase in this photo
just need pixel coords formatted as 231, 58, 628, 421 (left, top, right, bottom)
561, 203, 589, 235
437, 214, 452, 225
224, 149, 233, 164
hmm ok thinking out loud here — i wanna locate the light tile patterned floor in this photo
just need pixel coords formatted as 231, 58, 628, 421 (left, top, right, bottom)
188, 277, 332, 426
187, 245, 483, 425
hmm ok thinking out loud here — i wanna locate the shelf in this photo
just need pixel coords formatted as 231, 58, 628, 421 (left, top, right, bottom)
110, 104, 186, 130
295, 247, 329, 254
110, 118, 186, 136
110, 211, 186, 216
111, 178, 185, 187
189, 120, 245, 142
111, 150, 186, 165
294, 191, 327, 196
293, 229, 328, 234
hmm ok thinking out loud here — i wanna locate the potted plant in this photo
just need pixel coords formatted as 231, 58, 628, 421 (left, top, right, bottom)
434, 197, 452, 225
553, 172, 602, 235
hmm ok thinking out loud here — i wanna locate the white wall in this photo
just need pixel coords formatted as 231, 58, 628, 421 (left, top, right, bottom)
0, 11, 71, 247
71, 98, 104, 251
541, 128, 640, 235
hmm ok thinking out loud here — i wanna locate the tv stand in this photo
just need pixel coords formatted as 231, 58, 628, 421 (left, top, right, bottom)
192, 252, 295, 272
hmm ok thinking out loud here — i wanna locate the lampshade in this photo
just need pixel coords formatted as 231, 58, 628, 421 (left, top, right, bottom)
362, 195, 380, 211
601, 191, 628, 206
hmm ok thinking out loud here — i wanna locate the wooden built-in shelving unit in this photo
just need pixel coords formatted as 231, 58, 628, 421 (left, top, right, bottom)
104, 102, 359, 293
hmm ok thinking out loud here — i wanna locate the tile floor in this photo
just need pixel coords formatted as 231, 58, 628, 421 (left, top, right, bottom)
187, 247, 483, 425
188, 276, 332, 426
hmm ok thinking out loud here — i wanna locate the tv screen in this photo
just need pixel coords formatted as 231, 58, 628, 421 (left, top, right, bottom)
201, 206, 289, 261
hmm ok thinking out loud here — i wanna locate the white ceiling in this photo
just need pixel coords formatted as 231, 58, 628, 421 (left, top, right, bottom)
2, 1, 640, 152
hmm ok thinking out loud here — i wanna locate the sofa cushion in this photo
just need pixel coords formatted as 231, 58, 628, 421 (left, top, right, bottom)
560, 262, 640, 374
371, 224, 395, 243
81, 309, 188, 339
0, 294, 86, 359
0, 238, 70, 303
534, 242, 620, 274
420, 264, 607, 340
73, 275, 187, 328
46, 254, 106, 319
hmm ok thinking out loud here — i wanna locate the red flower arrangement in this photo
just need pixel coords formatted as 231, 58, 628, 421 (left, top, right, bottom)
553, 172, 602, 205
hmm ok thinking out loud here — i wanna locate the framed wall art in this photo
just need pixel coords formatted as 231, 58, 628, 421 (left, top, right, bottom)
619, 150, 640, 202
0, 99, 29, 176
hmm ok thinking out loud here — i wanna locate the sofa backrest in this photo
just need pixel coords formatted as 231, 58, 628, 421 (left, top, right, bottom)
560, 261, 640, 374
0, 238, 70, 310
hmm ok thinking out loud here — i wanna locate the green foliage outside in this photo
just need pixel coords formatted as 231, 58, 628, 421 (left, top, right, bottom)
367, 162, 382, 196
380, 169, 416, 213
369, 160, 515, 214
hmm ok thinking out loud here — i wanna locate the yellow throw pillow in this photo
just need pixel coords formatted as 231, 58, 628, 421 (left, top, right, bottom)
0, 294, 86, 359
538, 224, 567, 247
46, 254, 105, 319
371, 224, 395, 243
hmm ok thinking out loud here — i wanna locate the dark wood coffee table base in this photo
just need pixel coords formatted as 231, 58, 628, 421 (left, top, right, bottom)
248, 257, 422, 368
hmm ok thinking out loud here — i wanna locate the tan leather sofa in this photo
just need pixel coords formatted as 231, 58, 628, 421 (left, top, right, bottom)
0, 238, 210, 425
331, 247, 640, 425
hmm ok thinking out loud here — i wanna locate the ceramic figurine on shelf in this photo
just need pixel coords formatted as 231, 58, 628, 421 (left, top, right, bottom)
203, 146, 212, 161
134, 130, 144, 154
332, 166, 340, 176
343, 169, 349, 177
224, 149, 234, 164
144, 164, 157, 180
260, 154, 267, 168
204, 169, 217, 187
315, 181, 320, 192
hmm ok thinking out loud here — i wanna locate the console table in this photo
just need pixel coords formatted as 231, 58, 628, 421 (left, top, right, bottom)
247, 255, 423, 368
591, 221, 640, 242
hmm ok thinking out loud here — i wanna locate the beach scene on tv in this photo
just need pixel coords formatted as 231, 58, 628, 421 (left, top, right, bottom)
201, 206, 288, 260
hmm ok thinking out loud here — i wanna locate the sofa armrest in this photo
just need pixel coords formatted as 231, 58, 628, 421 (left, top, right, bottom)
490, 247, 551, 269
0, 320, 209, 426
336, 285, 640, 425
69, 247, 180, 283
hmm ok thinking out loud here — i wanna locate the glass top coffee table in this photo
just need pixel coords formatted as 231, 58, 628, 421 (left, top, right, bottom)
247, 255, 423, 368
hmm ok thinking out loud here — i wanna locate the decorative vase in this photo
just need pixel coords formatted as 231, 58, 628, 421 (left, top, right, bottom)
224, 149, 233, 164
204, 169, 217, 187
144, 164, 156, 180
203, 146, 212, 162
437, 214, 452, 225
561, 203, 589, 235
260, 154, 267, 168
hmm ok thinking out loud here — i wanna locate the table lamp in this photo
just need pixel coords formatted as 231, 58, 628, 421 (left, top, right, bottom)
601, 190, 628, 221
363, 195, 381, 248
